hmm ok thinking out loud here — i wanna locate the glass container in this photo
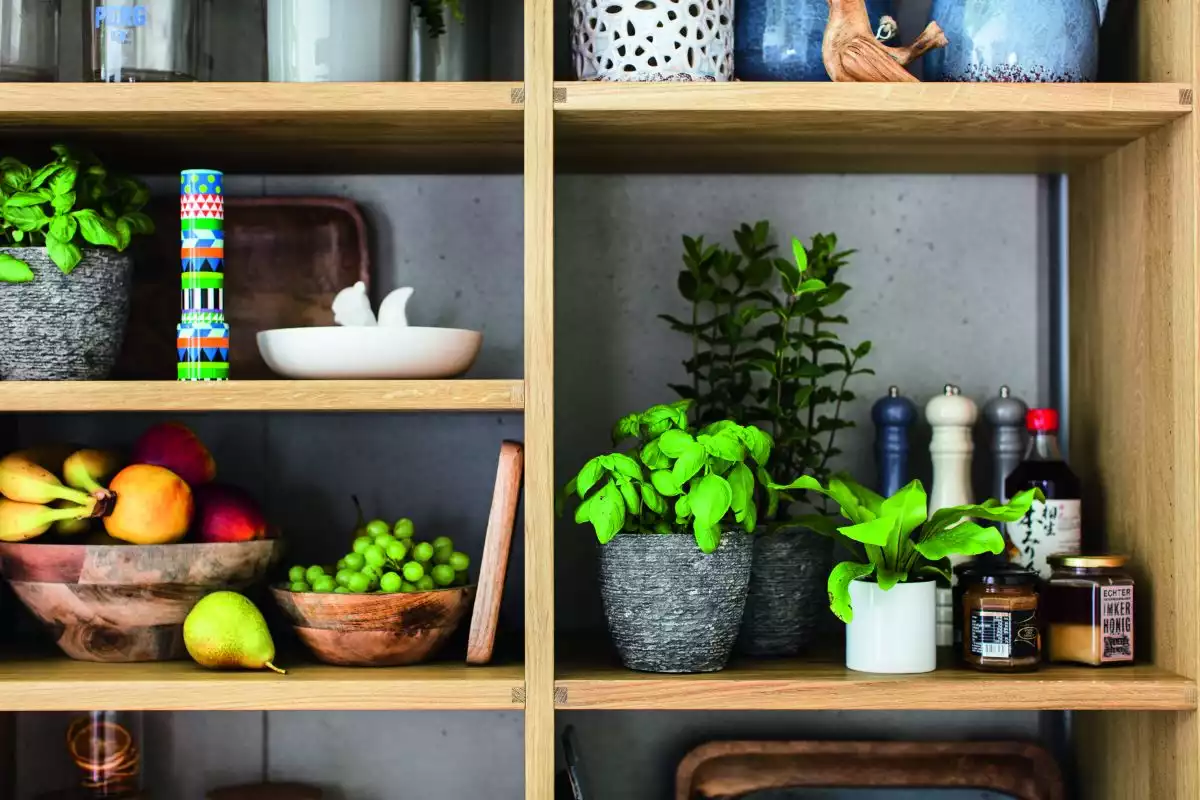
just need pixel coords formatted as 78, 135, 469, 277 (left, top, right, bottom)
409, 0, 489, 82
961, 567, 1041, 672
0, 0, 59, 82
1044, 554, 1135, 666
85, 0, 203, 82
267, 0, 408, 82
67, 711, 143, 798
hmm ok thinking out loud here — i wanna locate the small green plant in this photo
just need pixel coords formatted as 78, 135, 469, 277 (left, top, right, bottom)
661, 222, 872, 517
774, 474, 1042, 622
559, 400, 783, 553
0, 145, 154, 283
411, 0, 464, 37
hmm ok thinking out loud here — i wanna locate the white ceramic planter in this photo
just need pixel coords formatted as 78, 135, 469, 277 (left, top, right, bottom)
845, 579, 937, 674
570, 0, 734, 82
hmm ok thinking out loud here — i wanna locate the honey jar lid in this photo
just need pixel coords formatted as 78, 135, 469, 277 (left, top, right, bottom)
973, 566, 1039, 586
1049, 554, 1130, 568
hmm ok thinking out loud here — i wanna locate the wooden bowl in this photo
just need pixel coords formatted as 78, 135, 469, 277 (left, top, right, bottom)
0, 540, 281, 663
271, 585, 476, 667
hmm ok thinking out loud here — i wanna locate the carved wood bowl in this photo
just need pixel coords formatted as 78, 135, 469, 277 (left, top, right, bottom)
271, 585, 476, 667
0, 540, 282, 663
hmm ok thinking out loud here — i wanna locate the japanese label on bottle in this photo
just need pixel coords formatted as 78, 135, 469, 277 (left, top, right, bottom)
1100, 584, 1135, 663
1006, 499, 1082, 579
969, 608, 1039, 661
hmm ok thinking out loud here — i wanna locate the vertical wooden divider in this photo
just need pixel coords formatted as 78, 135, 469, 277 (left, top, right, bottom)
524, 0, 556, 797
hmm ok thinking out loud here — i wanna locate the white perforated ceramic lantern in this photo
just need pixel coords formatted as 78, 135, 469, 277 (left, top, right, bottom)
571, 0, 734, 81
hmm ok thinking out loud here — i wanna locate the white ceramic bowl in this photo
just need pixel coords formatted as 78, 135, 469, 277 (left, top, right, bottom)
257, 327, 483, 379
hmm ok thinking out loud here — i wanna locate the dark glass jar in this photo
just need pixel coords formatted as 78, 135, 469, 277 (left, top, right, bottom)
961, 567, 1040, 672
1044, 554, 1134, 666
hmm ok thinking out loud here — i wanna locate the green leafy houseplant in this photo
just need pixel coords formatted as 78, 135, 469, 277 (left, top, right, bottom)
560, 400, 779, 553
0, 145, 154, 284
661, 222, 872, 517
775, 474, 1042, 622
411, 0, 464, 36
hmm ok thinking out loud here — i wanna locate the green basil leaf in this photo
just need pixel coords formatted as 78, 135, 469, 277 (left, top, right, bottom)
44, 233, 83, 275
1, 159, 31, 191
697, 432, 746, 462
0, 253, 34, 283
49, 164, 77, 195
611, 412, 641, 443
4, 205, 48, 232
828, 560, 875, 623
52, 191, 76, 216
588, 481, 626, 544
671, 441, 707, 486
575, 457, 605, 497
608, 453, 644, 481
121, 210, 154, 235
48, 214, 77, 244
73, 209, 119, 247
114, 217, 132, 251
4, 190, 50, 208
688, 473, 732, 530
573, 492, 594, 525
639, 439, 670, 470
639, 482, 666, 515
693, 522, 721, 554
615, 476, 641, 515
650, 469, 682, 497
29, 164, 58, 188
726, 463, 754, 524
657, 428, 696, 458
913, 521, 1006, 563
736, 426, 773, 465
674, 493, 690, 520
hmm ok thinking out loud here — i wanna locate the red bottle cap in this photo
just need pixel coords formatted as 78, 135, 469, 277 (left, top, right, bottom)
1026, 408, 1059, 432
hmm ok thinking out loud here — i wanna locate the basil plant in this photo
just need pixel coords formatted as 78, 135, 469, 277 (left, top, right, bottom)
560, 400, 787, 553
773, 475, 1042, 623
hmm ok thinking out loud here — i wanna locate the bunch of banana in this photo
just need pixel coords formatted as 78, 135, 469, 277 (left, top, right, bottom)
0, 448, 122, 542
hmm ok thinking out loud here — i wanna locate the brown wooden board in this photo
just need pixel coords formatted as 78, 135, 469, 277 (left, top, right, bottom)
116, 197, 370, 380
676, 741, 1064, 800
466, 441, 524, 665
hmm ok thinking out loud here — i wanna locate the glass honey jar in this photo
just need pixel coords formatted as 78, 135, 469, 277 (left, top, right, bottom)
961, 567, 1041, 672
1044, 554, 1134, 666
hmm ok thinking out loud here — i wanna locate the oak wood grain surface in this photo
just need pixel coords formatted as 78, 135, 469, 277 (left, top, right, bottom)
467, 441, 524, 665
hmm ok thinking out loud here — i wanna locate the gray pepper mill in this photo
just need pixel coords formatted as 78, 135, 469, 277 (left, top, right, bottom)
982, 386, 1028, 503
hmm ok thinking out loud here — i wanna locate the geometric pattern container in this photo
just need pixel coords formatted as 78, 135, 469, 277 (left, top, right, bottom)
178, 169, 229, 381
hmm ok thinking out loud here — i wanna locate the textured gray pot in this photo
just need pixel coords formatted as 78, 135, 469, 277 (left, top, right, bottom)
599, 531, 752, 673
737, 525, 834, 657
0, 248, 133, 380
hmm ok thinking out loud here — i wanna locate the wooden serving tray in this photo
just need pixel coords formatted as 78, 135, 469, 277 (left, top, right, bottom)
116, 197, 370, 380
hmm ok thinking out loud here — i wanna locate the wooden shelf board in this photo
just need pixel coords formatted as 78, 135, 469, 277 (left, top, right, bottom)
556, 652, 1197, 711
0, 379, 525, 412
0, 83, 524, 174
0, 654, 524, 711
554, 82, 1193, 173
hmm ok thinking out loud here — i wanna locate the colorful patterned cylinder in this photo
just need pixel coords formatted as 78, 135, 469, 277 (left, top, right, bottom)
179, 170, 229, 381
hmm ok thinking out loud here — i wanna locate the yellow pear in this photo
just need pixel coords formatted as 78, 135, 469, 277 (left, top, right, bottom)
183, 592, 285, 674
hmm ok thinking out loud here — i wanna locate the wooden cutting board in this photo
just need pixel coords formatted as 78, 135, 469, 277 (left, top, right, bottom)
116, 197, 370, 380
466, 440, 524, 665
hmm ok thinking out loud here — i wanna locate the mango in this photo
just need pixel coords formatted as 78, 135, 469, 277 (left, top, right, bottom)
104, 464, 193, 545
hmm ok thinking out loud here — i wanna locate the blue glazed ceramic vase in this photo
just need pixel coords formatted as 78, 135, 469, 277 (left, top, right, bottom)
926, 0, 1108, 82
736, 0, 895, 81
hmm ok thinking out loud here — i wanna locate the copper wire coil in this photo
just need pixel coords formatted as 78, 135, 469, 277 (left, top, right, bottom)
67, 716, 140, 796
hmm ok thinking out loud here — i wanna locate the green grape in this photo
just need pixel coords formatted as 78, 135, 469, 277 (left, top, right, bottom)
454, 570, 468, 586
412, 542, 434, 563
362, 564, 381, 580
373, 533, 396, 549
431, 564, 456, 587
289, 581, 310, 593
343, 552, 366, 571
366, 519, 390, 538
416, 575, 435, 591
432, 536, 454, 552
448, 552, 470, 572
334, 586, 351, 594
347, 572, 371, 593
393, 518, 415, 539
336, 558, 349, 570
400, 581, 417, 593
352, 536, 373, 554
364, 545, 387, 568
432, 547, 452, 565
305, 565, 326, 584
288, 565, 306, 583
402, 561, 425, 582
335, 569, 354, 587
379, 572, 402, 593
312, 576, 336, 593
383, 540, 405, 561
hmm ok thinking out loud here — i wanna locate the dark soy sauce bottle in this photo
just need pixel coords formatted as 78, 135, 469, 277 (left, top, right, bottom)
1004, 408, 1083, 579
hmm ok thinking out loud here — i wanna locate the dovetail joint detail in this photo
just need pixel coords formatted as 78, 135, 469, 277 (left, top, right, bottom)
554, 687, 568, 705
511, 88, 526, 104
512, 686, 527, 704
553, 88, 567, 104
1181, 89, 1193, 106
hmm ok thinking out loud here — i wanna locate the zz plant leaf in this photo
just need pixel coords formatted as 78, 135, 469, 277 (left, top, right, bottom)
0, 145, 154, 281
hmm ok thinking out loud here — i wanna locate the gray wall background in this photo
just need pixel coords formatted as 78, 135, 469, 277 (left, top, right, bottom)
15, 2, 1059, 799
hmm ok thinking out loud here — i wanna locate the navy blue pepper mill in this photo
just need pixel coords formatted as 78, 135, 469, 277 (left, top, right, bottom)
871, 386, 918, 497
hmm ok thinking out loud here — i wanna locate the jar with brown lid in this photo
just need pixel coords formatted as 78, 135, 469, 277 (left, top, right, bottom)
1044, 554, 1134, 666
961, 567, 1040, 672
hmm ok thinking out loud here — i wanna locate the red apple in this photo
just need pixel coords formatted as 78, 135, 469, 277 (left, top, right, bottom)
194, 484, 267, 543
131, 422, 216, 486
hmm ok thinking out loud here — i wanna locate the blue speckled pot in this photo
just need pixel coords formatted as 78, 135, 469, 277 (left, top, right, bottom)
736, 0, 895, 81
926, 0, 1108, 82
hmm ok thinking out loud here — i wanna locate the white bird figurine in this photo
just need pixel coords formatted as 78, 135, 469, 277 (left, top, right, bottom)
378, 287, 414, 328
332, 281, 376, 327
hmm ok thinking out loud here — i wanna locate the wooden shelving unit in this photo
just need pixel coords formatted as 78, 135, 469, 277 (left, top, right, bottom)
0, 655, 523, 711
0, 0, 1196, 796
0, 379, 525, 413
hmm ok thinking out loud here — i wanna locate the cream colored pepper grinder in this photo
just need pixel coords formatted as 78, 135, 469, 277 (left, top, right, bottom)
926, 384, 978, 648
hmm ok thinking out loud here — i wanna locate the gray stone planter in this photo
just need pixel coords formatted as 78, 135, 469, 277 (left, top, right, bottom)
0, 248, 133, 380
737, 525, 834, 657
599, 531, 752, 673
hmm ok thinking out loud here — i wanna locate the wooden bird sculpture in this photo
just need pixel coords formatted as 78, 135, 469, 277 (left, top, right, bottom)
823, 0, 948, 82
